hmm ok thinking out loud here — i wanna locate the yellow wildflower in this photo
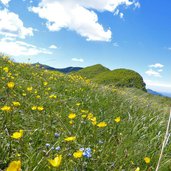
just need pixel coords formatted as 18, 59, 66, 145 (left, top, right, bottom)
87, 113, 93, 120
3, 67, 9, 72
43, 82, 48, 86
22, 93, 26, 96
31, 106, 37, 110
69, 120, 74, 125
7, 82, 15, 89
36, 95, 41, 99
1, 105, 11, 111
82, 114, 87, 118
144, 157, 150, 164
64, 136, 76, 141
97, 122, 107, 128
73, 150, 83, 158
12, 102, 21, 107
68, 113, 76, 119
114, 117, 121, 123
48, 155, 62, 167
11, 130, 23, 139
91, 117, 97, 125
27, 87, 33, 91
135, 167, 140, 171
37, 106, 44, 111
6, 160, 21, 171
76, 103, 80, 106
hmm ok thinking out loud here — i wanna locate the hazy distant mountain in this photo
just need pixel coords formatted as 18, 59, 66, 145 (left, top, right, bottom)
147, 89, 171, 98
147, 89, 162, 96
160, 92, 171, 98
33, 63, 83, 73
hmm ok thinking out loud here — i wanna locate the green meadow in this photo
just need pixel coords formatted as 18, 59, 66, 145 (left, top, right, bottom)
0, 56, 171, 171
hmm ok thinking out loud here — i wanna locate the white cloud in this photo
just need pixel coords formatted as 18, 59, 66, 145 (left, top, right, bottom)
119, 12, 124, 18
0, 37, 52, 56
0, 9, 33, 39
149, 63, 164, 68
145, 80, 171, 93
114, 9, 124, 18
134, 2, 140, 8
158, 69, 163, 72
30, 0, 139, 41
145, 69, 161, 77
0, 0, 10, 6
113, 42, 119, 47
72, 58, 84, 62
49, 44, 57, 49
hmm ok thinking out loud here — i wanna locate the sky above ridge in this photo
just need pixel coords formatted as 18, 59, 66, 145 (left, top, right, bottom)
0, 0, 171, 93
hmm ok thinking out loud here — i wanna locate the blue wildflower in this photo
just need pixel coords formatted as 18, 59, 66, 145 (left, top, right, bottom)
54, 133, 60, 138
55, 146, 61, 151
45, 143, 50, 148
83, 148, 92, 158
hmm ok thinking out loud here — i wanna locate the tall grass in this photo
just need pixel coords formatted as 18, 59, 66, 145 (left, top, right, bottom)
0, 56, 171, 170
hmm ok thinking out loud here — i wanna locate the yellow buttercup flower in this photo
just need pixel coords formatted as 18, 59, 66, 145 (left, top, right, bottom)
3, 67, 9, 73
76, 103, 80, 106
144, 157, 150, 164
68, 113, 76, 119
73, 150, 83, 158
87, 113, 93, 120
31, 106, 37, 110
27, 87, 33, 91
97, 122, 107, 128
135, 167, 140, 171
37, 106, 44, 111
48, 155, 62, 167
91, 117, 97, 125
22, 93, 26, 96
1, 105, 11, 111
12, 102, 21, 107
64, 136, 76, 141
7, 82, 15, 89
82, 114, 87, 118
114, 117, 121, 123
69, 120, 74, 125
11, 130, 23, 139
6, 160, 21, 171
36, 95, 41, 99
43, 82, 48, 86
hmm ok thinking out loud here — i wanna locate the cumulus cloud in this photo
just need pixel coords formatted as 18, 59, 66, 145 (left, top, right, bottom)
0, 0, 10, 6
49, 44, 57, 49
0, 9, 33, 39
72, 58, 84, 62
113, 42, 119, 47
149, 63, 164, 68
0, 37, 52, 56
30, 0, 139, 41
145, 80, 171, 92
145, 69, 161, 77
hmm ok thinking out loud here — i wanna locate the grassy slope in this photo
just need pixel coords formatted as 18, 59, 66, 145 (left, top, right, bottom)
0, 57, 171, 171
76, 64, 110, 79
94, 69, 146, 91
76, 65, 146, 91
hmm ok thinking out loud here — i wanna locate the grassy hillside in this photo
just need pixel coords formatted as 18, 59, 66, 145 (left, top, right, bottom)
0, 56, 171, 171
75, 65, 146, 91
76, 64, 110, 79
94, 69, 146, 91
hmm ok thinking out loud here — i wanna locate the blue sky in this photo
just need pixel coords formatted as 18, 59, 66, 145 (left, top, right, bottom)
0, 0, 171, 93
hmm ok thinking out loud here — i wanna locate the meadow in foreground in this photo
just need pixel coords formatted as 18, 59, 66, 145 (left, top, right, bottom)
0, 56, 171, 171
